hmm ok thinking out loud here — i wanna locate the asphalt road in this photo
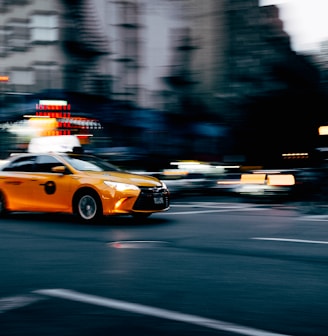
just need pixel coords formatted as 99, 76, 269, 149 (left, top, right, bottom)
1, 195, 328, 335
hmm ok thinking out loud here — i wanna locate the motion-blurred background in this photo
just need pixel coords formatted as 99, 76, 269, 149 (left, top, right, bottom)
1, 0, 328, 172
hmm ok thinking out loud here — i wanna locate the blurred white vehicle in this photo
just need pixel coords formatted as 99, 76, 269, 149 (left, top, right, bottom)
235, 171, 295, 197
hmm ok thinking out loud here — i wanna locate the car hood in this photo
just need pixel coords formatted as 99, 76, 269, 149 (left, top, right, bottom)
83, 171, 163, 187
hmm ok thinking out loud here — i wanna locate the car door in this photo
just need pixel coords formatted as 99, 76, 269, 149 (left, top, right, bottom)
0, 155, 39, 211
29, 154, 74, 212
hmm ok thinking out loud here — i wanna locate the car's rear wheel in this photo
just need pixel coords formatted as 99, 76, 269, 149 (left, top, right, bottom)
0, 191, 8, 218
74, 191, 103, 223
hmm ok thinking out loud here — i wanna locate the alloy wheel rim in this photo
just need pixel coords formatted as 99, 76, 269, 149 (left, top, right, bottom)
79, 195, 97, 220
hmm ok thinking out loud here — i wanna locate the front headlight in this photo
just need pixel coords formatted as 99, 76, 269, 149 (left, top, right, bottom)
104, 181, 140, 191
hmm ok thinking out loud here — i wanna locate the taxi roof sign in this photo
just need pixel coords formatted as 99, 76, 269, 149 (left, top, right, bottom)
28, 135, 81, 153
39, 100, 67, 106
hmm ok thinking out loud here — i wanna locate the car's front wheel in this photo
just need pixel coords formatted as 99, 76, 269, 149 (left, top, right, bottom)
74, 191, 103, 223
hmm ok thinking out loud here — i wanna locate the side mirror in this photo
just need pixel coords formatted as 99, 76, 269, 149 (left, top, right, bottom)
51, 165, 67, 174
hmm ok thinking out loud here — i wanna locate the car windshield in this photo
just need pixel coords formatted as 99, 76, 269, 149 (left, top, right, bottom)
64, 154, 123, 172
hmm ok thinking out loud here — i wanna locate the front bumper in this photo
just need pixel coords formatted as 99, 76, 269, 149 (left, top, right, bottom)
133, 186, 170, 211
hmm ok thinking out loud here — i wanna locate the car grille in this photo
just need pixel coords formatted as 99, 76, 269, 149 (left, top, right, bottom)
133, 186, 170, 210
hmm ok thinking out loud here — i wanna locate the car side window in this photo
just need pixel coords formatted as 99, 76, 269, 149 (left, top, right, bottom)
35, 155, 64, 173
2, 156, 36, 172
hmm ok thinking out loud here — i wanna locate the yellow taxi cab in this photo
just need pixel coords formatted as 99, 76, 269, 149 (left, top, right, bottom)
0, 151, 170, 223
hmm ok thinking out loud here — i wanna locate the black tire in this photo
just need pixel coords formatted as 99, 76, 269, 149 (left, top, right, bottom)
74, 191, 103, 223
0, 191, 8, 218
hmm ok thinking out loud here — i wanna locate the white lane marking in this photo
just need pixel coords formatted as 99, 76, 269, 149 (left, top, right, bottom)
297, 215, 328, 222
34, 289, 291, 336
165, 208, 267, 215
0, 295, 44, 313
252, 237, 328, 245
171, 202, 254, 209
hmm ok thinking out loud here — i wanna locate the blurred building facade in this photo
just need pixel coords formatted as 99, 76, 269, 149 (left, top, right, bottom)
222, 1, 327, 166
0, 0, 327, 166
0, 0, 110, 103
